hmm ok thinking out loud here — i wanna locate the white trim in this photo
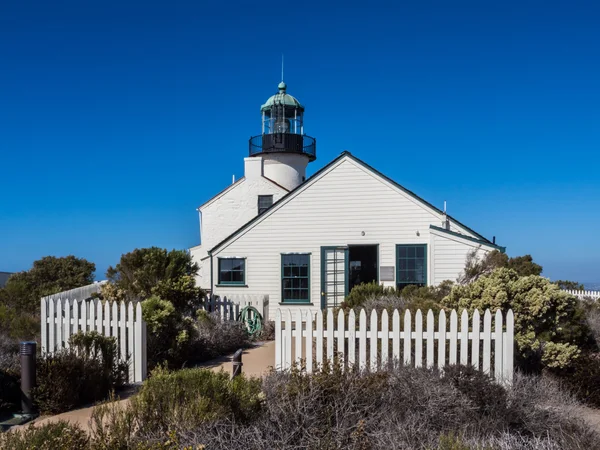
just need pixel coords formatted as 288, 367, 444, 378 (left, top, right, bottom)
429, 227, 498, 251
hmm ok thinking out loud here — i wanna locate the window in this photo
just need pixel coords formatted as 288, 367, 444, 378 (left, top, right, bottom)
258, 195, 273, 215
396, 244, 427, 289
218, 258, 246, 285
281, 254, 310, 303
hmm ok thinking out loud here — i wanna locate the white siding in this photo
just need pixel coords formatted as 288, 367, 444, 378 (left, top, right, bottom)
191, 176, 287, 288
211, 156, 494, 319
430, 228, 497, 285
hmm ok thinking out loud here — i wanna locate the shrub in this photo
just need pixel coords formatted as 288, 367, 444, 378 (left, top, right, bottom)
0, 334, 21, 413
554, 351, 600, 408
442, 268, 593, 371
193, 312, 251, 361
90, 367, 263, 444
0, 421, 89, 450
343, 282, 398, 309
172, 365, 596, 450
254, 320, 275, 341
34, 333, 127, 414
142, 296, 198, 369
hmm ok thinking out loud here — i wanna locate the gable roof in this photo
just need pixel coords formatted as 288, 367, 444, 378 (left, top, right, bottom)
430, 225, 506, 252
209, 151, 497, 253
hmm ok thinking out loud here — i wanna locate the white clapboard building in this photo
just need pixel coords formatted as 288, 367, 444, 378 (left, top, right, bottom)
190, 81, 504, 318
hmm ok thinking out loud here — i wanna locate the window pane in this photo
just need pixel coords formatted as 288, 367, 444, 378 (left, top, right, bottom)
232, 270, 244, 283
416, 246, 425, 258
220, 270, 231, 282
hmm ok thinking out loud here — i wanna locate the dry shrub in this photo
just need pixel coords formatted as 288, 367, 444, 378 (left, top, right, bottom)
172, 365, 599, 450
193, 312, 252, 361
90, 366, 263, 446
254, 320, 275, 341
78, 363, 599, 449
0, 421, 89, 450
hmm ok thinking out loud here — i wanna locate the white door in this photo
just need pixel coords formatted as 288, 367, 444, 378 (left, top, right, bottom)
321, 247, 348, 309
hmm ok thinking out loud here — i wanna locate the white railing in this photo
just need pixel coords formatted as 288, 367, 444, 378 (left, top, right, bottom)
275, 308, 514, 385
41, 298, 147, 383
563, 289, 600, 300
203, 294, 269, 322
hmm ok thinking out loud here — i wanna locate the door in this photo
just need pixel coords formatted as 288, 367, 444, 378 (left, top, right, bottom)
320, 246, 348, 309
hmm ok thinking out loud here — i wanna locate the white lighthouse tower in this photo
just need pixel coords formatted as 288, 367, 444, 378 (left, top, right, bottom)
248, 81, 316, 191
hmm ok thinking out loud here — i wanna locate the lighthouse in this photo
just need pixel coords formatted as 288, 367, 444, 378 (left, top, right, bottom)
248, 81, 316, 191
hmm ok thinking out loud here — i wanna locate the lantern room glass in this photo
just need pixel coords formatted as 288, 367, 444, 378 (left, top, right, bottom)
262, 106, 304, 135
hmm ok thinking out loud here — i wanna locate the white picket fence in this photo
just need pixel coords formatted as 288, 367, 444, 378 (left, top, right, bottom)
41, 298, 147, 383
563, 289, 600, 301
203, 294, 269, 322
275, 308, 514, 385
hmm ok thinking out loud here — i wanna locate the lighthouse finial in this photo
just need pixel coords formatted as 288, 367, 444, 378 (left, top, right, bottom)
281, 54, 284, 82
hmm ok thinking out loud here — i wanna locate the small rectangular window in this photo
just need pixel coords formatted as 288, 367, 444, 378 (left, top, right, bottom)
396, 244, 427, 289
258, 195, 273, 215
218, 258, 246, 286
281, 254, 310, 303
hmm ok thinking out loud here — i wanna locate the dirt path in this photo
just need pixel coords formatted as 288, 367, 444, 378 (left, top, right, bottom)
12, 341, 276, 432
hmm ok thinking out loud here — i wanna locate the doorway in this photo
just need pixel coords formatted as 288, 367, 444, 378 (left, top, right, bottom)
348, 245, 378, 292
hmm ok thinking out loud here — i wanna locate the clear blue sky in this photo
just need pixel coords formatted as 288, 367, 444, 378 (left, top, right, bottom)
1, 1, 599, 283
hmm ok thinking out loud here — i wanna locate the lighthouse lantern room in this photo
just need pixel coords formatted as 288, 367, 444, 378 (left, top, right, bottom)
248, 81, 316, 191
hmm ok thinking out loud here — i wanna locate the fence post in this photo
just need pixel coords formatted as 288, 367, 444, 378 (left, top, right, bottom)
275, 310, 282, 370
40, 298, 47, 354
232, 349, 243, 379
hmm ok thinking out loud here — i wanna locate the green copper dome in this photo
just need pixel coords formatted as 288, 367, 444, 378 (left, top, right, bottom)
261, 82, 304, 112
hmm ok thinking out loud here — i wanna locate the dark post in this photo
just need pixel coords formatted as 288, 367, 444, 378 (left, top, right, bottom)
232, 349, 243, 379
20, 341, 36, 415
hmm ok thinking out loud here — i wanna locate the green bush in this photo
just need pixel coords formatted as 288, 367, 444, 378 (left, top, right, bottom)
132, 367, 262, 432
141, 295, 198, 369
34, 332, 127, 414
442, 268, 593, 371
0, 421, 89, 450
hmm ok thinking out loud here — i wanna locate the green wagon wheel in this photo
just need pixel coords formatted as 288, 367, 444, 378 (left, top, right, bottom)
237, 305, 263, 336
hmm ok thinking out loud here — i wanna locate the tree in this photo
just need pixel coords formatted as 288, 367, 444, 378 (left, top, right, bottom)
102, 248, 204, 368
0, 256, 95, 313
458, 250, 543, 284
506, 255, 543, 277
554, 280, 585, 291
459, 249, 508, 284
104, 247, 202, 312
